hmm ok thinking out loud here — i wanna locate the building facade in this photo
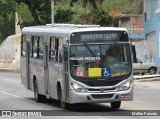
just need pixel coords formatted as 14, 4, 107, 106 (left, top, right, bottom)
144, 0, 160, 63
117, 14, 144, 42
117, 14, 144, 62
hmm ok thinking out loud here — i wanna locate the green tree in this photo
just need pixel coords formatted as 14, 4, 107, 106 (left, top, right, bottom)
55, 7, 74, 23
70, 0, 114, 26
13, 0, 74, 25
15, 2, 34, 26
13, 0, 48, 25
70, 0, 106, 11
0, 0, 144, 43
126, 0, 143, 14
0, 0, 16, 42
106, 0, 143, 14
91, 8, 114, 26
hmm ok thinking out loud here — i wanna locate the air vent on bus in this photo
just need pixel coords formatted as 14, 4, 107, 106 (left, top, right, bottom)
87, 88, 116, 92
91, 94, 113, 99
46, 24, 100, 28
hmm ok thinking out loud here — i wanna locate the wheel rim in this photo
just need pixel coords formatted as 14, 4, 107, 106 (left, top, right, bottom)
149, 69, 156, 75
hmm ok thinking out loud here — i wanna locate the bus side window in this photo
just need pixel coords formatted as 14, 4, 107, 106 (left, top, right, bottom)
59, 51, 62, 63
38, 37, 43, 60
49, 37, 56, 62
55, 38, 59, 62
30, 36, 34, 58
58, 39, 63, 63
33, 37, 39, 58
21, 35, 26, 57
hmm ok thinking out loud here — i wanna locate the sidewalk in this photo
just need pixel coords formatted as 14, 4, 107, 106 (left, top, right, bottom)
133, 74, 160, 89
134, 79, 160, 89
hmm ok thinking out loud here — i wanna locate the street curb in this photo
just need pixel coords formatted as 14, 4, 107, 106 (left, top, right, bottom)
135, 77, 160, 82
0, 68, 20, 73
134, 74, 160, 82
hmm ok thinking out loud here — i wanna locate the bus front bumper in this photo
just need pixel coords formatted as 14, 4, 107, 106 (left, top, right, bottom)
68, 88, 133, 104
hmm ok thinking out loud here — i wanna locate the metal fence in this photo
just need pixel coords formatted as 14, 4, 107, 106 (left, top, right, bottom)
0, 37, 16, 60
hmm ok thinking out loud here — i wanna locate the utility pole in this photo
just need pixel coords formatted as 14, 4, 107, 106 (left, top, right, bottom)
51, 0, 54, 24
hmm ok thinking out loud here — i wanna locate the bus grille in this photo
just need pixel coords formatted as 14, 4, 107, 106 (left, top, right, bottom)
87, 88, 116, 92
91, 94, 113, 99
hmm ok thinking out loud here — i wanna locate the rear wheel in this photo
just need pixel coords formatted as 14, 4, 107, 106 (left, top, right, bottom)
110, 101, 121, 110
149, 68, 156, 75
33, 80, 44, 103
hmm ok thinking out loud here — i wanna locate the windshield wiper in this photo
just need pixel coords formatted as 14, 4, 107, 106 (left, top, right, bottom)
83, 43, 96, 57
105, 41, 117, 56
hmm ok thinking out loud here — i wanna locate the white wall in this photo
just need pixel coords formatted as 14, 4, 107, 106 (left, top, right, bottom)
133, 41, 145, 62
0, 34, 21, 69
146, 32, 156, 63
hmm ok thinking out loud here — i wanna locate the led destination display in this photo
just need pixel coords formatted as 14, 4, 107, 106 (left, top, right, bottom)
70, 31, 129, 43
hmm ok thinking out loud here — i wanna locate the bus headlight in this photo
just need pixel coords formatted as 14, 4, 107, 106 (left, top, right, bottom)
119, 79, 133, 91
70, 82, 86, 93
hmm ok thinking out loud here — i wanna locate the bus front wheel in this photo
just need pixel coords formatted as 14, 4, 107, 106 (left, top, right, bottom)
59, 88, 67, 109
110, 101, 121, 110
58, 86, 70, 109
33, 80, 44, 103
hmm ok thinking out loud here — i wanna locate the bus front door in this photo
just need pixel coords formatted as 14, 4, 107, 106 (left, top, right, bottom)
26, 41, 31, 89
63, 46, 69, 99
44, 43, 49, 96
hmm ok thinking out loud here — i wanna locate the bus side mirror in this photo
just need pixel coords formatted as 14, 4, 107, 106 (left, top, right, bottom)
131, 44, 137, 63
64, 48, 68, 61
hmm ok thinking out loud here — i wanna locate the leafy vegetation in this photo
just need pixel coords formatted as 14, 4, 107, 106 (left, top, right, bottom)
0, 0, 143, 43
0, 0, 16, 43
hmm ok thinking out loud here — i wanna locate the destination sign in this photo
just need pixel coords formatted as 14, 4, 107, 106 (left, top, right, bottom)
80, 33, 117, 41
70, 31, 129, 44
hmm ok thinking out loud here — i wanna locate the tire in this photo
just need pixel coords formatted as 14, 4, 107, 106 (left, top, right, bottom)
59, 87, 68, 109
149, 68, 156, 75
33, 80, 44, 103
110, 101, 121, 110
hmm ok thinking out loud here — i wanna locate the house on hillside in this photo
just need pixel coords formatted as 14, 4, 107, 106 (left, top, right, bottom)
109, 10, 144, 42
117, 14, 144, 42
117, 14, 145, 62
144, 0, 160, 64
109, 11, 145, 61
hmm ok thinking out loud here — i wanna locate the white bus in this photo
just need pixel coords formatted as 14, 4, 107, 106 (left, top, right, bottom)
21, 24, 133, 109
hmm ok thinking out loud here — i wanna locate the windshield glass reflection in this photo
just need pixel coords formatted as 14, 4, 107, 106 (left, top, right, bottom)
70, 44, 131, 78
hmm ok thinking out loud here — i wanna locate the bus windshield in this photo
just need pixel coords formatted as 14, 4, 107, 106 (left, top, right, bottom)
70, 43, 132, 78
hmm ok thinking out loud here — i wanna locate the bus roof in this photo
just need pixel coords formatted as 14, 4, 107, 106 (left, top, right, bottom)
22, 24, 128, 37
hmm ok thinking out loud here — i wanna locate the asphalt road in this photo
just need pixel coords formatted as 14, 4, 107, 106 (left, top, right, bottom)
0, 72, 159, 119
